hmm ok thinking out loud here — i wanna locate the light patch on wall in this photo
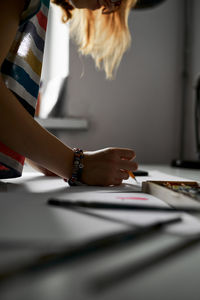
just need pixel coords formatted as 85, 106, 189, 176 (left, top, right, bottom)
40, 3, 69, 118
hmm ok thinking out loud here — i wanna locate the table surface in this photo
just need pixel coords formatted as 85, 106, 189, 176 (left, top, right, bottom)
0, 165, 200, 300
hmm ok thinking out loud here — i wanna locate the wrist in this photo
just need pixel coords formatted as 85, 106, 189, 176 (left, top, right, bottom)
67, 148, 85, 186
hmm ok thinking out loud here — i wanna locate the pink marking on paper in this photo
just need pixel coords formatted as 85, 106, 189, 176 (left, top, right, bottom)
116, 196, 148, 201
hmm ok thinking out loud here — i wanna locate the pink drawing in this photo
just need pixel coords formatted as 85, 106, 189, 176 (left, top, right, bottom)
116, 196, 148, 201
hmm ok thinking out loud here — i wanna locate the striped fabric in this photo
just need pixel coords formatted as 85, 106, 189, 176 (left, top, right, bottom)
0, 0, 50, 178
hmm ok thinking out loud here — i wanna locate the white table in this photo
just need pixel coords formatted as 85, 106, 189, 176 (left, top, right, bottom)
0, 165, 199, 300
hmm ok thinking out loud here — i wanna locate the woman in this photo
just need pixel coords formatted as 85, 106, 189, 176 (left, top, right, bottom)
0, 0, 137, 186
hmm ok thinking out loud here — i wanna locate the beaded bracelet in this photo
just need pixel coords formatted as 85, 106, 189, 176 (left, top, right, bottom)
68, 148, 85, 186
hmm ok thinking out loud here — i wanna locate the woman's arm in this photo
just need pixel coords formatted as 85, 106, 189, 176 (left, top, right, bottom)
0, 75, 74, 178
25, 158, 58, 176
0, 0, 74, 179
0, 0, 137, 185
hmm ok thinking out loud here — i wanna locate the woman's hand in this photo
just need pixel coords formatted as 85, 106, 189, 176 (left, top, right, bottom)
81, 147, 138, 186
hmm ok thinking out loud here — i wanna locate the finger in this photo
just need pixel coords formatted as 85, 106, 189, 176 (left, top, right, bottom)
117, 169, 129, 181
110, 170, 129, 186
119, 160, 138, 171
102, 170, 126, 186
116, 148, 136, 160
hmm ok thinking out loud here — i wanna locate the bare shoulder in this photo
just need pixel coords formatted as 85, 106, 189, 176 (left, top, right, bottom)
0, 0, 26, 66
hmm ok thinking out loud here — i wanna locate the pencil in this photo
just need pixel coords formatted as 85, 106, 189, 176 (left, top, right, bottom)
128, 171, 138, 183
47, 199, 200, 213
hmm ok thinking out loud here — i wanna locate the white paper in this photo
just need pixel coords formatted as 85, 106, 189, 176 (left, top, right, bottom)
58, 192, 167, 206
57, 191, 200, 237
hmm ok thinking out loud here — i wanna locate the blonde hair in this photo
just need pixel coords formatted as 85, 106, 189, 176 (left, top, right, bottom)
52, 0, 137, 79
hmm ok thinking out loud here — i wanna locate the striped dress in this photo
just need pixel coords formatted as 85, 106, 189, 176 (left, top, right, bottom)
0, 0, 50, 179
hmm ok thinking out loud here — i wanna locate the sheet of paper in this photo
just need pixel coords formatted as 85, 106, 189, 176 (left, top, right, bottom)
58, 192, 169, 207
57, 191, 200, 237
